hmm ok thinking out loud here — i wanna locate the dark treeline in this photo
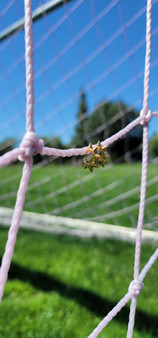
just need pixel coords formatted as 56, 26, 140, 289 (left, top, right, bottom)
71, 91, 143, 162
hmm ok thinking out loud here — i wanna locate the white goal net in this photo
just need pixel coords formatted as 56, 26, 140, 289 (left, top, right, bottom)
0, 0, 158, 232
0, 1, 158, 336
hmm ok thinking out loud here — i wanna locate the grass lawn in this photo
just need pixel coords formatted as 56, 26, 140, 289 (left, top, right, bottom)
0, 162, 158, 229
0, 227, 157, 337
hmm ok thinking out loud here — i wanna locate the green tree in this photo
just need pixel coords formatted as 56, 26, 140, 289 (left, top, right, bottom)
149, 134, 158, 158
72, 90, 88, 147
43, 137, 64, 149
0, 139, 17, 156
87, 100, 142, 162
72, 91, 143, 161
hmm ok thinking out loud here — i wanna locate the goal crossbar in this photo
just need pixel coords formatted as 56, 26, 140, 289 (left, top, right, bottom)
0, 0, 73, 42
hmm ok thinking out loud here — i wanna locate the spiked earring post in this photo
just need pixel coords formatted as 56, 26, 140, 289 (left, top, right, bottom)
83, 141, 109, 172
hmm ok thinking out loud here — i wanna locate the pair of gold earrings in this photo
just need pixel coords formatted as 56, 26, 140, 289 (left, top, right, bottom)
83, 141, 109, 172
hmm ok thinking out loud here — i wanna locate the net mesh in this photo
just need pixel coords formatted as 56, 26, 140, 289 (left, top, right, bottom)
0, 0, 158, 229
0, 0, 158, 337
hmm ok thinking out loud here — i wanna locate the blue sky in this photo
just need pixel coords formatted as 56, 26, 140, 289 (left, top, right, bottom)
0, 0, 158, 145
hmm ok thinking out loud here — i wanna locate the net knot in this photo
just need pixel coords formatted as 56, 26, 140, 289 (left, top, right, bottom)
140, 109, 152, 125
128, 280, 144, 297
18, 131, 44, 162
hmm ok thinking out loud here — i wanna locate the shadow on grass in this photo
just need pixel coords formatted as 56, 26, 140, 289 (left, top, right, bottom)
7, 261, 158, 336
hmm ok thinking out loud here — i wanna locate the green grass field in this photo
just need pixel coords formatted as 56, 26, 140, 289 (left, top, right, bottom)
0, 163, 157, 337
0, 228, 157, 338
0, 162, 158, 229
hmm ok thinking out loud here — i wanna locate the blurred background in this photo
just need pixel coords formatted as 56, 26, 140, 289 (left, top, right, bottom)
0, 0, 158, 230
0, 2, 158, 336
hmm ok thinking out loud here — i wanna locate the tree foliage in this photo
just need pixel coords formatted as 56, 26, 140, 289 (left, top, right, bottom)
72, 92, 143, 162
0, 139, 17, 156
72, 90, 88, 147
149, 134, 158, 158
